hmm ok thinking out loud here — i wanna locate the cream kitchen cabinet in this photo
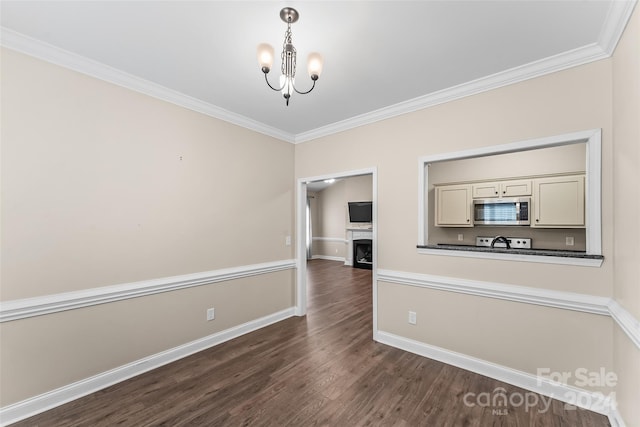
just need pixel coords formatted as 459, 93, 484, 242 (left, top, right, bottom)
472, 179, 532, 198
500, 179, 532, 197
435, 184, 473, 227
472, 182, 500, 198
532, 174, 585, 228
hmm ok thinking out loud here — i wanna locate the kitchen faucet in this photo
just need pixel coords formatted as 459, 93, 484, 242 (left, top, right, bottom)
491, 236, 511, 249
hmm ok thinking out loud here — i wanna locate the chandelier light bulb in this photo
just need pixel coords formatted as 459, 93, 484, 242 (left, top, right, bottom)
307, 52, 323, 79
257, 43, 275, 73
280, 75, 295, 99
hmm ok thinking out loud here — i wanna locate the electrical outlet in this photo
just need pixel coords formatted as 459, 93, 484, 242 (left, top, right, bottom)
565, 236, 575, 246
408, 311, 417, 325
457, 234, 464, 241
206, 308, 215, 321
285, 235, 291, 246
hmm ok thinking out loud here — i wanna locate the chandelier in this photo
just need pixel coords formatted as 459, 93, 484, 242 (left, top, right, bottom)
257, 7, 323, 106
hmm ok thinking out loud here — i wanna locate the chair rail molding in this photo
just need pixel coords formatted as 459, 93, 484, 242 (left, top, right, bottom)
311, 236, 348, 243
377, 268, 640, 351
377, 269, 611, 316
608, 300, 640, 349
0, 259, 296, 322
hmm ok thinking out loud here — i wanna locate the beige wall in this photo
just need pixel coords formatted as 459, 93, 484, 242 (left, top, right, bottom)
612, 5, 640, 426
1, 49, 295, 299
311, 175, 372, 259
296, 59, 614, 295
2, 7, 639, 421
0, 49, 296, 405
428, 143, 586, 184
378, 281, 615, 393
317, 180, 347, 240
295, 58, 615, 391
312, 179, 347, 259
0, 270, 294, 405
345, 174, 374, 210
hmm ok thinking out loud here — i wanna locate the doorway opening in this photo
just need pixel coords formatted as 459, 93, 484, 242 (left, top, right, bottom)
296, 168, 378, 339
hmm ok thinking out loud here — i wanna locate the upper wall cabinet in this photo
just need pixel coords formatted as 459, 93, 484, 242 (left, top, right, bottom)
435, 173, 585, 228
471, 182, 500, 198
435, 184, 473, 227
532, 174, 585, 228
500, 179, 532, 197
472, 179, 532, 198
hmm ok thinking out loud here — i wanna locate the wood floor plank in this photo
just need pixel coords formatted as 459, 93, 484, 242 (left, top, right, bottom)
9, 260, 609, 426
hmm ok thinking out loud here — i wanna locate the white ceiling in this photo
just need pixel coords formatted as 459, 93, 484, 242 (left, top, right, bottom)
1, 1, 636, 143
307, 178, 344, 193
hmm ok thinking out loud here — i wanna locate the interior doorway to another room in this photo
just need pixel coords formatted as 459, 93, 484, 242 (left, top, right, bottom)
306, 175, 373, 265
296, 168, 377, 338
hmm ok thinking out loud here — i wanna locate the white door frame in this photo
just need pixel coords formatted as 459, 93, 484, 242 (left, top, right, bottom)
295, 167, 378, 340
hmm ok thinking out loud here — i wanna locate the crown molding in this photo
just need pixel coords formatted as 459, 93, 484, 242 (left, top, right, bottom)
0, 27, 296, 144
295, 42, 608, 143
598, 0, 638, 55
1, 0, 636, 144
295, 0, 636, 143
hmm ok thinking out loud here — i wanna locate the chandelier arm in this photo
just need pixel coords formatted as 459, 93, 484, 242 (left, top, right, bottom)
292, 79, 316, 95
264, 73, 286, 92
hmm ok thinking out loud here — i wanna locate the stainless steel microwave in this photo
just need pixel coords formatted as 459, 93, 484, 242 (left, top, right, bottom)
473, 197, 530, 226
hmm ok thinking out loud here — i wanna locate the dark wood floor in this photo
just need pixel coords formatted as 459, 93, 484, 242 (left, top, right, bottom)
12, 259, 609, 426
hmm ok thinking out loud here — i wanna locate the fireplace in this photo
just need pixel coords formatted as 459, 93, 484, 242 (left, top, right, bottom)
353, 239, 373, 270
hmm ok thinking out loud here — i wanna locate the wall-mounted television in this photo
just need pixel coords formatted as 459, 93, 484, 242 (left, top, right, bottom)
348, 201, 373, 223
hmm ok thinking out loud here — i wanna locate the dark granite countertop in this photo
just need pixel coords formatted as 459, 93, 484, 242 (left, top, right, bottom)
418, 244, 604, 260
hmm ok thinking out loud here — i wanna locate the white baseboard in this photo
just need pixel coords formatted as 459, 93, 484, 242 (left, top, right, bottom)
375, 269, 639, 426
0, 307, 296, 426
608, 406, 627, 427
376, 331, 616, 417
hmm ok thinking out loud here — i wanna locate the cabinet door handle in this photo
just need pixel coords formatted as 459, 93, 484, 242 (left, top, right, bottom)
536, 219, 539, 222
